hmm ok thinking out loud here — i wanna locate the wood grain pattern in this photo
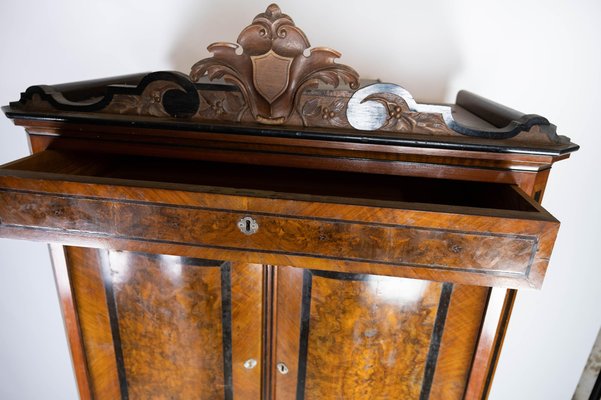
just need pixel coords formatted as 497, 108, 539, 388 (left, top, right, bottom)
108, 252, 227, 399
0, 41, 574, 400
300, 271, 443, 399
65, 246, 121, 399
464, 288, 509, 400
429, 284, 489, 399
64, 248, 254, 399
231, 263, 263, 399
272, 266, 304, 400
0, 150, 559, 289
49, 245, 94, 400
463, 177, 549, 400
0, 189, 538, 270
20, 119, 568, 172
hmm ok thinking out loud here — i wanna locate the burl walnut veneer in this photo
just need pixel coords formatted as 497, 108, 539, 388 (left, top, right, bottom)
0, 4, 577, 400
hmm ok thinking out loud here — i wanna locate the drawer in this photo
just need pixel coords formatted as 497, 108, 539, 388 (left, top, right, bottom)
0, 150, 558, 289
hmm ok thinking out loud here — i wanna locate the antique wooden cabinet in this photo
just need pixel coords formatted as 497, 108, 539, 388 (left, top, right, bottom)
0, 4, 578, 400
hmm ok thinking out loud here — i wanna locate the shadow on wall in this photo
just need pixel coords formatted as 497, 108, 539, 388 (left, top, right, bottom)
167, 0, 462, 103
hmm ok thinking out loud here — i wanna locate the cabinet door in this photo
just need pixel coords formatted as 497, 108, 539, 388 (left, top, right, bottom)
272, 266, 488, 400
57, 246, 263, 400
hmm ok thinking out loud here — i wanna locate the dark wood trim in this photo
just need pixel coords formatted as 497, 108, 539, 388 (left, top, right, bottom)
261, 266, 271, 400
295, 269, 313, 400
220, 262, 234, 400
262, 265, 277, 400
3, 110, 579, 156
99, 250, 130, 400
419, 282, 454, 400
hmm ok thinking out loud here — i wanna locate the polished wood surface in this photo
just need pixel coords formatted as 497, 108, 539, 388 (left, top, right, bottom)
0, 132, 568, 399
66, 246, 120, 399
231, 263, 263, 399
271, 266, 489, 399
49, 245, 94, 400
0, 150, 558, 289
429, 284, 488, 399
110, 252, 227, 399
272, 266, 303, 400
301, 271, 443, 399
0, 6, 576, 396
62, 248, 267, 399
190, 4, 359, 125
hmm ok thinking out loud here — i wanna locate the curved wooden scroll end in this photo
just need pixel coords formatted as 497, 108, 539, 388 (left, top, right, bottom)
189, 3, 360, 125
346, 83, 568, 143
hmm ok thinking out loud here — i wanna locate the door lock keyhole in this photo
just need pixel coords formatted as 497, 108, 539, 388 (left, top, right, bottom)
276, 362, 289, 375
237, 216, 259, 235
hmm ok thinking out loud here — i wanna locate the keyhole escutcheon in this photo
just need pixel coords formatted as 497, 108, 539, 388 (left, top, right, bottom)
277, 362, 289, 375
237, 216, 259, 235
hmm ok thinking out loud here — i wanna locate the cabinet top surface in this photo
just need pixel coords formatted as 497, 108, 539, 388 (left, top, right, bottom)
2, 4, 578, 157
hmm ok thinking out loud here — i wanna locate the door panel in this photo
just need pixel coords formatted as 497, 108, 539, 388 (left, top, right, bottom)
65, 246, 262, 400
273, 266, 488, 400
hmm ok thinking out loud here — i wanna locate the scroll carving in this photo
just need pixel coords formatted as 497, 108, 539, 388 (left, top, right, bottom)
190, 4, 359, 125
347, 84, 455, 134
8, 4, 569, 146
345, 83, 566, 143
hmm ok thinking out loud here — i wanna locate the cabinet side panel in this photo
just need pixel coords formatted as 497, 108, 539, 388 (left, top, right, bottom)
66, 246, 121, 399
429, 284, 489, 399
106, 251, 227, 400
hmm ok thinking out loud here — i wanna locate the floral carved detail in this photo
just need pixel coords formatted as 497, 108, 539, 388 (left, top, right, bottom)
301, 97, 351, 128
105, 81, 180, 117
365, 94, 450, 133
347, 84, 456, 135
197, 92, 247, 122
190, 4, 359, 125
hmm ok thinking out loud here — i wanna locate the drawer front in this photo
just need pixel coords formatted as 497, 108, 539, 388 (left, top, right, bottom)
0, 182, 557, 289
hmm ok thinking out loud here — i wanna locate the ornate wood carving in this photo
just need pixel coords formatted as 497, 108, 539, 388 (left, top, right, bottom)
4, 3, 576, 151
189, 4, 359, 125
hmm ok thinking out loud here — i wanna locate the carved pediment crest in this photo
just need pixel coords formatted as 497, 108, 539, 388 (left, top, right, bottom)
10, 3, 570, 147
190, 3, 359, 125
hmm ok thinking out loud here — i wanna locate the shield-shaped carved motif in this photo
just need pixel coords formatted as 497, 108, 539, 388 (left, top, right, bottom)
251, 50, 292, 103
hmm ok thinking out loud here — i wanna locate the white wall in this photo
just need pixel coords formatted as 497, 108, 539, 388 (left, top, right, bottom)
0, 1, 599, 399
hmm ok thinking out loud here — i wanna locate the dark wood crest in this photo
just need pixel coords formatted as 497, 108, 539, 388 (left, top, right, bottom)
5, 3, 576, 151
189, 4, 360, 125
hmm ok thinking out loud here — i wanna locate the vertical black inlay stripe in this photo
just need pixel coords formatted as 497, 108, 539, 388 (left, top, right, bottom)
100, 250, 129, 400
419, 282, 454, 400
262, 265, 276, 400
220, 262, 234, 400
296, 269, 313, 400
